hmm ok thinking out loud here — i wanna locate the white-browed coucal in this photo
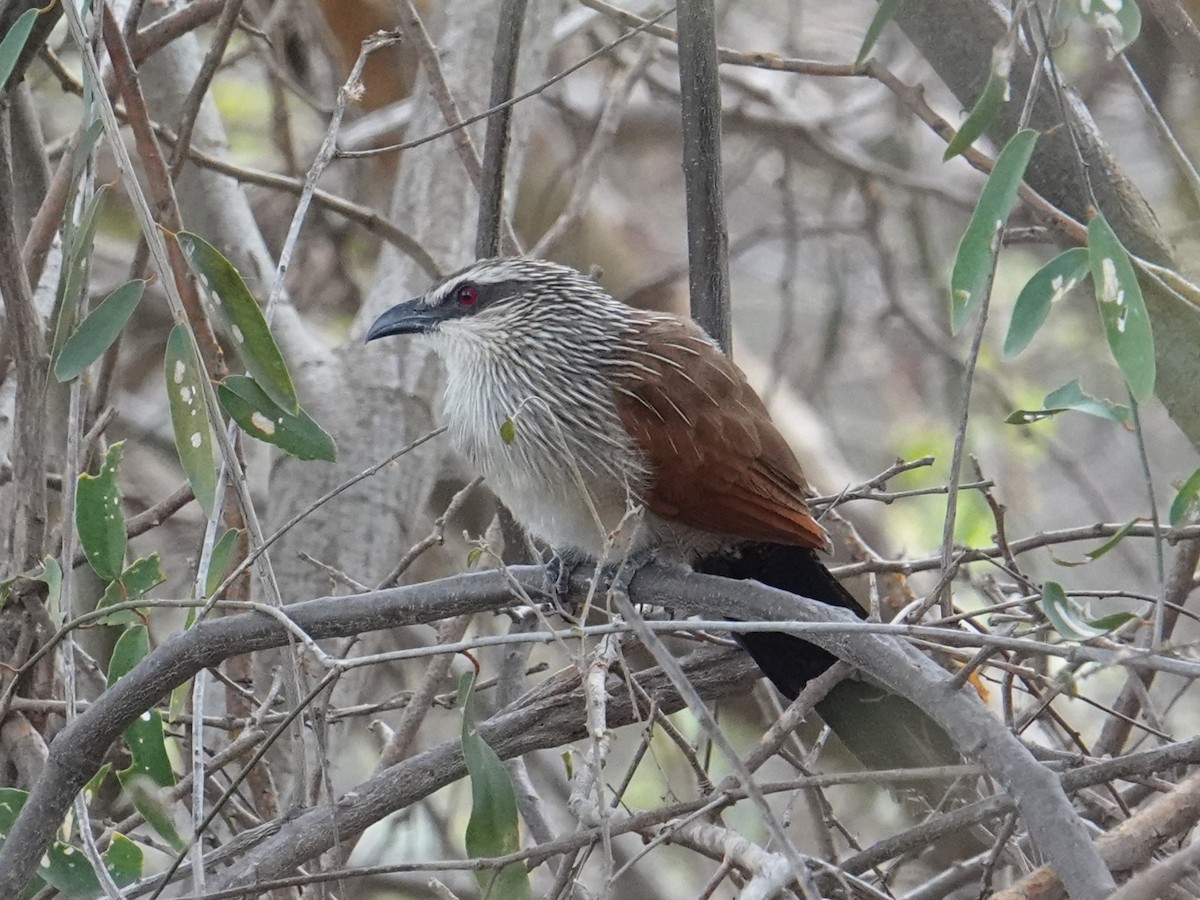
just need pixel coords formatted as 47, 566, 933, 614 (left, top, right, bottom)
366, 257, 956, 775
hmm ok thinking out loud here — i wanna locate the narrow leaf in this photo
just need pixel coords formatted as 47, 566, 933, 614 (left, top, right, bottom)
1085, 518, 1139, 560
1003, 248, 1090, 358
950, 129, 1039, 333
1087, 611, 1139, 632
71, 118, 106, 182
855, 0, 900, 66
54, 280, 146, 381
943, 30, 1017, 160
177, 231, 298, 412
0, 8, 37, 97
206, 528, 243, 596
1087, 212, 1156, 401
76, 442, 127, 581
165, 324, 218, 518
1075, 0, 1141, 54
458, 671, 532, 900
218, 375, 336, 462
1041, 581, 1107, 641
1169, 467, 1200, 527
109, 626, 176, 788
51, 184, 111, 363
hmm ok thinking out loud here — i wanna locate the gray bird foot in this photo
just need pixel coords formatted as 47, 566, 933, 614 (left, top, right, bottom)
597, 547, 657, 597
543, 547, 587, 606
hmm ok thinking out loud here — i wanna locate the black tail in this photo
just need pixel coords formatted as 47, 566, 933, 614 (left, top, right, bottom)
694, 542, 961, 777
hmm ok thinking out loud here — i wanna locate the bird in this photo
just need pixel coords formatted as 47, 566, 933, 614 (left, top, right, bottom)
365, 256, 957, 777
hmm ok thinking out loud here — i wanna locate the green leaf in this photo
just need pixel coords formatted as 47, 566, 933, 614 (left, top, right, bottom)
1085, 518, 1139, 560
1003, 248, 1090, 359
1040, 581, 1107, 641
949, 129, 1039, 333
0, 788, 143, 895
51, 185, 111, 363
943, 30, 1017, 161
855, 0, 900, 66
499, 417, 516, 445
103, 834, 144, 887
118, 773, 185, 852
76, 442, 127, 581
458, 671, 532, 900
1075, 0, 1141, 54
177, 231, 298, 412
165, 324, 218, 519
206, 528, 243, 597
54, 280, 146, 381
1005, 379, 1131, 426
1088, 212, 1156, 402
218, 375, 336, 462
1169, 467, 1200, 527
96, 554, 165, 625
108, 626, 176, 789
1087, 611, 1139, 632
70, 119, 106, 183
0, 8, 37, 97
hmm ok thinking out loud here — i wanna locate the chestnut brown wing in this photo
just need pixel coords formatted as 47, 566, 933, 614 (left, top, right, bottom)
613, 315, 829, 550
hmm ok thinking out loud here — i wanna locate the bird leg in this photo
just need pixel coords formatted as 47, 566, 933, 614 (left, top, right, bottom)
597, 545, 658, 598
543, 546, 588, 606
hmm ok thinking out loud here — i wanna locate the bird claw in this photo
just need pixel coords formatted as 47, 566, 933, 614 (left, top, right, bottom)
597, 547, 657, 597
543, 547, 585, 606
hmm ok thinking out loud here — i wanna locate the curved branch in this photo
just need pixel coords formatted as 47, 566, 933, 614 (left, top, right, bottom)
0, 566, 1115, 897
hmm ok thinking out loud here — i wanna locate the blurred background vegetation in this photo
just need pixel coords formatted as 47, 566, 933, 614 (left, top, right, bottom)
3, 0, 1200, 897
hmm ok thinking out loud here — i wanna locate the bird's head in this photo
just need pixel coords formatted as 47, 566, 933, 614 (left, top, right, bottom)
364, 257, 616, 344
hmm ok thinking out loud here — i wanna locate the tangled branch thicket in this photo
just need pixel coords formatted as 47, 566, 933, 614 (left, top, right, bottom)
2, 1, 1200, 898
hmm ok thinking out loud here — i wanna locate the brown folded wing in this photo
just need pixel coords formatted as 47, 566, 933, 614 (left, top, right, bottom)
613, 314, 829, 551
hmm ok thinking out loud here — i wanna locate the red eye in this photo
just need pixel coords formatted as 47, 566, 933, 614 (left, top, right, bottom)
456, 284, 478, 306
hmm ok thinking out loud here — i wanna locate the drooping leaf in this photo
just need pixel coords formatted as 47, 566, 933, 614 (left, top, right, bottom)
1085, 518, 1139, 560
1040, 581, 1108, 641
1169, 467, 1200, 527
0, 8, 37, 97
1005, 379, 1131, 426
1074, 0, 1141, 54
1087, 212, 1156, 402
165, 324, 218, 518
943, 30, 1017, 160
218, 375, 336, 462
949, 129, 1039, 333
1003, 248, 1090, 358
95, 554, 165, 626
855, 0, 900, 65
76, 442, 127, 581
54, 280, 146, 381
177, 231, 298, 412
1087, 611, 1139, 632
458, 671, 532, 900
206, 527, 244, 597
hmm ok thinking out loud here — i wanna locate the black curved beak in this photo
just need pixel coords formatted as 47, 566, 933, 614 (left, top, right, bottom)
364, 300, 442, 343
